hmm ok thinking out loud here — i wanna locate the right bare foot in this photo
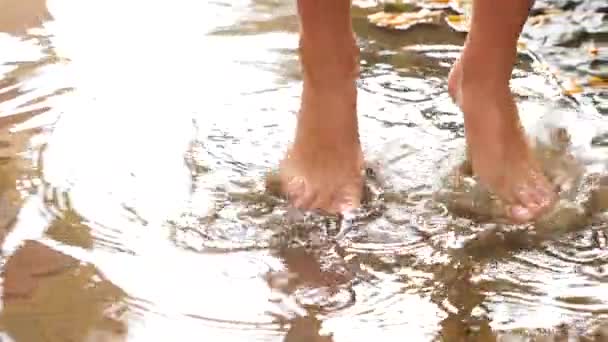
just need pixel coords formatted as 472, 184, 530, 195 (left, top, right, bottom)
448, 59, 558, 223
282, 0, 364, 216
279, 79, 364, 215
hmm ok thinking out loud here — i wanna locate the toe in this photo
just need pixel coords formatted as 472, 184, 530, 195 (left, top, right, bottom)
311, 186, 360, 215
524, 176, 557, 216
531, 176, 557, 209
510, 187, 542, 222
286, 178, 317, 210
508, 178, 557, 222
294, 187, 318, 210
508, 204, 535, 223
331, 183, 362, 214
330, 193, 359, 214
513, 185, 540, 212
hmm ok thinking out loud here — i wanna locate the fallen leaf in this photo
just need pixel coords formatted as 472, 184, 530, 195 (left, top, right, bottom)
589, 46, 599, 56
368, 9, 443, 31
563, 78, 584, 95
589, 76, 608, 88
444, 14, 469, 32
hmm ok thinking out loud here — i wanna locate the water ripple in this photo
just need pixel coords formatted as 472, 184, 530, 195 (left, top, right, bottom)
1, 0, 608, 341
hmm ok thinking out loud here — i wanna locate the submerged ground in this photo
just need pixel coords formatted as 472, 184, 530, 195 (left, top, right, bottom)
0, 0, 607, 341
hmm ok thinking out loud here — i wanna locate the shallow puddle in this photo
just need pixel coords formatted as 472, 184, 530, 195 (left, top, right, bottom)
0, 0, 608, 341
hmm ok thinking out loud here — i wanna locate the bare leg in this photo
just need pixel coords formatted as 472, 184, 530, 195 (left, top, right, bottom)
280, 0, 363, 214
448, 0, 557, 222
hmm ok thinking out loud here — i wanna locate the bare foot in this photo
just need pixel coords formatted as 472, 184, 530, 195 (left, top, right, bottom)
284, 0, 365, 215
448, 59, 558, 223
279, 82, 364, 215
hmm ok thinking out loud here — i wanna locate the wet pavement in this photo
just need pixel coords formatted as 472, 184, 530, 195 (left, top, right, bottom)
0, 0, 607, 341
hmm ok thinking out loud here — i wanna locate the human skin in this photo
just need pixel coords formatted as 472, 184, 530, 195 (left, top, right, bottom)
279, 0, 557, 222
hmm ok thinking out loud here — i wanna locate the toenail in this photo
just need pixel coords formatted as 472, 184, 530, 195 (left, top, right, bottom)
510, 205, 533, 222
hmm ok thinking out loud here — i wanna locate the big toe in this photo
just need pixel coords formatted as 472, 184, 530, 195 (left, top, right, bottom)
508, 180, 557, 223
285, 177, 317, 209
508, 204, 536, 223
290, 180, 362, 215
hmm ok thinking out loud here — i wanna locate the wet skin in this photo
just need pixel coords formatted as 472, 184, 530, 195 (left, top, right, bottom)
266, 119, 608, 231
280, 0, 558, 222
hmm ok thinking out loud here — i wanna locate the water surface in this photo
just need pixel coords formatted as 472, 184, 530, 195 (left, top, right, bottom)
0, 0, 608, 341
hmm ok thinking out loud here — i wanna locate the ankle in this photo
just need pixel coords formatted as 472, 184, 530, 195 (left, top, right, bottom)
299, 37, 359, 88
295, 104, 359, 147
295, 89, 360, 154
447, 60, 462, 101
458, 46, 515, 89
293, 126, 361, 160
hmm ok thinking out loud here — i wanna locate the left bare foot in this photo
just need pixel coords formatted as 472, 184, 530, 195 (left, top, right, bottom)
448, 57, 558, 223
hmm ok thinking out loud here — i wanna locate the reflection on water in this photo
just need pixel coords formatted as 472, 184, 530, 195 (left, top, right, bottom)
1, 241, 127, 342
0, 0, 607, 341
